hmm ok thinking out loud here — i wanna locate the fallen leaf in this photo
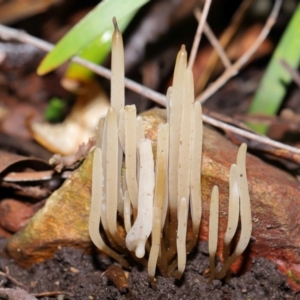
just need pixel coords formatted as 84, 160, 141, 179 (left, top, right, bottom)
0, 198, 45, 233
0, 150, 50, 176
30, 80, 109, 155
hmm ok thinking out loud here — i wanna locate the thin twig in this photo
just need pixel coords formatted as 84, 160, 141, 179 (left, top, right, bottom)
0, 270, 28, 291
202, 114, 300, 155
195, 0, 282, 103
187, 0, 212, 69
194, 8, 231, 69
280, 59, 300, 88
32, 291, 74, 297
1, 10, 300, 158
0, 24, 166, 107
195, 0, 253, 93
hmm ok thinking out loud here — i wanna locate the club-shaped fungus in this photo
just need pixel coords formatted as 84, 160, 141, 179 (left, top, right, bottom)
89, 19, 252, 283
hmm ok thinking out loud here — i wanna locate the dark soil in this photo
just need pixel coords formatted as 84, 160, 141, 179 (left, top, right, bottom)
0, 238, 299, 300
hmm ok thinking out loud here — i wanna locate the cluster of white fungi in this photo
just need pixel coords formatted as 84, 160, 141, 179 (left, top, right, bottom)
89, 19, 252, 283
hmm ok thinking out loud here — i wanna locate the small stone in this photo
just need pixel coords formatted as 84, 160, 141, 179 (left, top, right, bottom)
70, 267, 79, 274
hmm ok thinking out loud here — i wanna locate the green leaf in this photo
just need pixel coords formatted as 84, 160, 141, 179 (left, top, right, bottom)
247, 3, 300, 134
63, 31, 112, 83
63, 12, 134, 85
44, 97, 66, 122
37, 0, 149, 75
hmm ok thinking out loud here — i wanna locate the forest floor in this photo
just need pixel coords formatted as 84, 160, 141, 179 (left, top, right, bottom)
1, 238, 299, 300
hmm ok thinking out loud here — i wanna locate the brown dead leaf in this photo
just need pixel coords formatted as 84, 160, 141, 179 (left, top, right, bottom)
0, 105, 8, 120
1, 182, 50, 198
226, 24, 272, 62
0, 150, 50, 176
1, 102, 42, 140
30, 80, 109, 155
0, 150, 55, 198
0, 198, 45, 233
0, 0, 62, 24
0, 226, 11, 238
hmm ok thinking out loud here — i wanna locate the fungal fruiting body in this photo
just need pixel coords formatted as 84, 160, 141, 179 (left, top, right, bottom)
89, 20, 252, 281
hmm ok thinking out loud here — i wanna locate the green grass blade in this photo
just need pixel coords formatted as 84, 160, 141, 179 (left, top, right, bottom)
37, 0, 149, 75
248, 3, 300, 134
63, 30, 112, 83
63, 12, 134, 85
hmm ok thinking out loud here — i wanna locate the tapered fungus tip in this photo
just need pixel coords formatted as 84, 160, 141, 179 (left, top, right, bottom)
177, 44, 187, 59
112, 17, 120, 32
241, 143, 247, 151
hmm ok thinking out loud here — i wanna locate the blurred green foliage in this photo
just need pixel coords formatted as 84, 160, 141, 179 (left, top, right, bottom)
37, 0, 149, 75
248, 3, 300, 134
